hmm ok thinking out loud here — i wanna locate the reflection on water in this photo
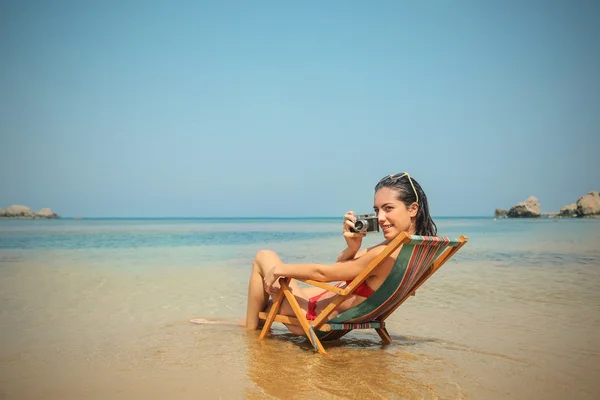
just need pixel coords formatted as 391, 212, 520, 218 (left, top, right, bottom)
244, 330, 462, 400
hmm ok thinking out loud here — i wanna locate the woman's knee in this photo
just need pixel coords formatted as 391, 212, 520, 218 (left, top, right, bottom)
255, 249, 276, 260
253, 249, 280, 267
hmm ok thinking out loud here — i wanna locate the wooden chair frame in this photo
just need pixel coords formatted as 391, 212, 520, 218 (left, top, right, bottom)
258, 232, 468, 354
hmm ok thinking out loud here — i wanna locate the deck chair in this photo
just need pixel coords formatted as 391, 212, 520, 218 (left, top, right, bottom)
258, 232, 468, 354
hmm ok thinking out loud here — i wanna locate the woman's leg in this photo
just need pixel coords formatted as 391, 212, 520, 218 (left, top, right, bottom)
245, 250, 285, 330
245, 250, 343, 333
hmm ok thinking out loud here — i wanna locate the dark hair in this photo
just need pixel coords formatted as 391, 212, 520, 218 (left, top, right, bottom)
374, 174, 437, 236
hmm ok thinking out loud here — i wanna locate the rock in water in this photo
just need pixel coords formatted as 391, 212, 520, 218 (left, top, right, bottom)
1, 205, 61, 219
5, 205, 34, 218
507, 196, 541, 218
34, 208, 60, 218
559, 203, 577, 218
494, 208, 508, 218
577, 192, 600, 217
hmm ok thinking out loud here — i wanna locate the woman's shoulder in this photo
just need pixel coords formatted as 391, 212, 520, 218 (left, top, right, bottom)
355, 240, 394, 259
354, 243, 384, 259
364, 240, 404, 260
362, 242, 389, 256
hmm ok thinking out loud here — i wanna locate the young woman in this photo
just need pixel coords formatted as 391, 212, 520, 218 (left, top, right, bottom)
245, 173, 437, 334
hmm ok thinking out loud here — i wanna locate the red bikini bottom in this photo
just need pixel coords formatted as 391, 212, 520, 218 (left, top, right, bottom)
306, 281, 376, 321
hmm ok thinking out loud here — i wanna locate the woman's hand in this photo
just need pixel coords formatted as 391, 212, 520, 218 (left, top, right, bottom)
343, 211, 365, 251
263, 265, 280, 295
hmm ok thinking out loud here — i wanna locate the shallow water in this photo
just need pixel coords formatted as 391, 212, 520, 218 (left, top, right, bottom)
0, 218, 599, 399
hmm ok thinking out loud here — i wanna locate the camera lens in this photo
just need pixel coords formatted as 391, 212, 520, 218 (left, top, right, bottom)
354, 220, 365, 231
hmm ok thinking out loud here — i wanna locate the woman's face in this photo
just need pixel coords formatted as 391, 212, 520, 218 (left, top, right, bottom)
373, 187, 418, 240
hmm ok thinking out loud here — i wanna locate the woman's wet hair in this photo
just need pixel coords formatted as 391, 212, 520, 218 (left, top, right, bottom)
374, 174, 437, 236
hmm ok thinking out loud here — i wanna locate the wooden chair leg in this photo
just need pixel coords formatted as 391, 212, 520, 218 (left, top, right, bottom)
280, 281, 327, 354
376, 328, 392, 345
258, 282, 287, 340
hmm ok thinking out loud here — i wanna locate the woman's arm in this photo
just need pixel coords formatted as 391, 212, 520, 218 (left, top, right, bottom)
265, 246, 385, 289
336, 247, 369, 262
336, 247, 359, 262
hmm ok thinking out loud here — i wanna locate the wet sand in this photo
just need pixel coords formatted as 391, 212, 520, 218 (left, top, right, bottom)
1, 247, 598, 399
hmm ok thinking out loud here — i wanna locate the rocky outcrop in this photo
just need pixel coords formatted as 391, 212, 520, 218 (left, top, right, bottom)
576, 192, 600, 217
34, 208, 60, 218
0, 205, 60, 219
496, 191, 599, 218
5, 205, 34, 217
494, 208, 508, 218
559, 203, 577, 218
507, 196, 541, 218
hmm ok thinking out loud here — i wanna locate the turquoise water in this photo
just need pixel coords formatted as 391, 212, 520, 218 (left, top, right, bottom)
1, 217, 598, 266
0, 218, 340, 249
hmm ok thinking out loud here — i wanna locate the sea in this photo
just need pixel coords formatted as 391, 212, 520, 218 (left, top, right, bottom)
0, 217, 598, 399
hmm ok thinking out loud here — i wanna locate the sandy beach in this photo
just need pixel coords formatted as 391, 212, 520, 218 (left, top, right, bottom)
0, 218, 599, 399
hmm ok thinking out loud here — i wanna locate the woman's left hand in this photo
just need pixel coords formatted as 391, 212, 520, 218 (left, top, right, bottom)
263, 266, 280, 295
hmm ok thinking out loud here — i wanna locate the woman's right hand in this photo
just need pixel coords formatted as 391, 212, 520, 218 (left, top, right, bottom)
343, 211, 365, 251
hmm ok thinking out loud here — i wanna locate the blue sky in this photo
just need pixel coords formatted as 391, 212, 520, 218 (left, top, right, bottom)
1, 1, 598, 217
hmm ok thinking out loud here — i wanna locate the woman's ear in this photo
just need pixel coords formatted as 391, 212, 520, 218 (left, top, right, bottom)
408, 202, 419, 217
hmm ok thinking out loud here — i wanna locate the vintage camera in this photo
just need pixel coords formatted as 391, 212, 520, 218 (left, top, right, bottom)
350, 213, 380, 234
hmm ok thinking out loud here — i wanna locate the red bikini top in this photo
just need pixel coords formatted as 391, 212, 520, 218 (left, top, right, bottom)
348, 280, 376, 298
